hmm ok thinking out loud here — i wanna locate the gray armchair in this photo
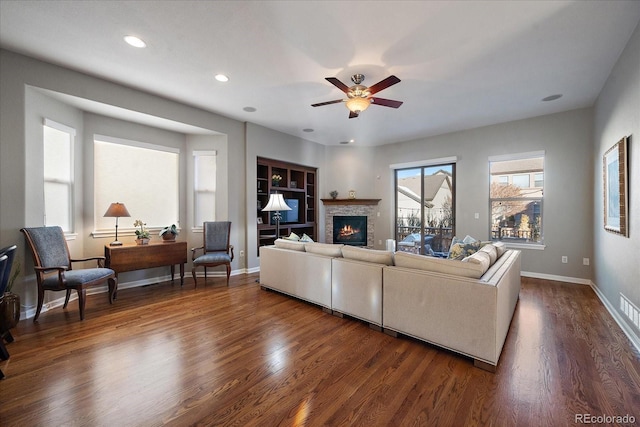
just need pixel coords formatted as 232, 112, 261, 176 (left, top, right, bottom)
191, 221, 234, 287
21, 226, 117, 321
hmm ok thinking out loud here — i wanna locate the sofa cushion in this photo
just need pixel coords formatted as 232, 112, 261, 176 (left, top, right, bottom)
478, 244, 498, 265
342, 246, 394, 266
394, 251, 485, 279
305, 242, 344, 257
274, 238, 306, 251
285, 232, 300, 241
493, 241, 506, 258
462, 250, 491, 275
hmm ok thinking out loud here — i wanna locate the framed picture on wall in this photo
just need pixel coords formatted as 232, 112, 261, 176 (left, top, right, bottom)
603, 136, 629, 237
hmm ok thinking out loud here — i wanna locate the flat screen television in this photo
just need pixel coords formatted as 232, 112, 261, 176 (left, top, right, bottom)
271, 198, 299, 224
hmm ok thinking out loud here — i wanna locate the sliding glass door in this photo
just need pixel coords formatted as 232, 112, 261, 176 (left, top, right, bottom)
395, 163, 455, 256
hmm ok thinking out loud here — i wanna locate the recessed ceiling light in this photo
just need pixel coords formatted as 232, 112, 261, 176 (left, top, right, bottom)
243, 106, 256, 112
303, 128, 314, 133
542, 94, 562, 102
339, 140, 350, 145
215, 74, 229, 82
124, 35, 146, 48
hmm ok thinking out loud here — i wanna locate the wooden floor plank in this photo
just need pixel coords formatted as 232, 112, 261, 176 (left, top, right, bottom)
0, 275, 639, 426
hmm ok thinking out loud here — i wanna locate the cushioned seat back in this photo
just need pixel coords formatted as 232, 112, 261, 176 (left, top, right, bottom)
23, 226, 70, 269
204, 221, 231, 252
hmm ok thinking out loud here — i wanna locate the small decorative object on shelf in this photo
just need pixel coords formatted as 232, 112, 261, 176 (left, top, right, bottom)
159, 224, 179, 242
348, 190, 356, 199
134, 219, 151, 245
272, 174, 282, 186
330, 190, 338, 199
291, 180, 297, 188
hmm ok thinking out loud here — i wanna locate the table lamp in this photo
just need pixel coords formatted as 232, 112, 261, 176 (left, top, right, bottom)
262, 193, 291, 239
103, 202, 131, 246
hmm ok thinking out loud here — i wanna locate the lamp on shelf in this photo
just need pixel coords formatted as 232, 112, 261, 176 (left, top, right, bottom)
103, 202, 131, 246
262, 193, 291, 239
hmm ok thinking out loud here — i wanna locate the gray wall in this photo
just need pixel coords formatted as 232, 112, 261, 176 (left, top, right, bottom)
324, 109, 595, 281
245, 122, 326, 270
593, 22, 640, 333
0, 49, 246, 314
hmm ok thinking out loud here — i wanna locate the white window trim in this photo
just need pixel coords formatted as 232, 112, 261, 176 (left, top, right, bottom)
94, 134, 180, 154
489, 150, 545, 248
390, 156, 458, 170
43, 118, 75, 233
192, 150, 217, 230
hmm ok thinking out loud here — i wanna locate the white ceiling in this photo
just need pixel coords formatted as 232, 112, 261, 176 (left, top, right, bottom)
1, 1, 639, 146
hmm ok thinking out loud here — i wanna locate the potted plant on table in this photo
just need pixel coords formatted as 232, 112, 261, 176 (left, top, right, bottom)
159, 224, 179, 242
134, 219, 151, 245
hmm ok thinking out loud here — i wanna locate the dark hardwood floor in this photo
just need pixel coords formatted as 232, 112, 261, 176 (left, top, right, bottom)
1, 274, 639, 426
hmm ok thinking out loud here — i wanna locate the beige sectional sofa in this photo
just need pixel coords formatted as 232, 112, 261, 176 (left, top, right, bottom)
259, 239, 521, 371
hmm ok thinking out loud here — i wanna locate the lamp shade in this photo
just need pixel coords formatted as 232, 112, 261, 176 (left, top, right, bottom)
345, 97, 371, 113
103, 202, 131, 218
262, 193, 291, 212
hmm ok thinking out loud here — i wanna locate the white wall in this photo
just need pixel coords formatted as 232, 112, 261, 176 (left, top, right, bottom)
593, 21, 640, 334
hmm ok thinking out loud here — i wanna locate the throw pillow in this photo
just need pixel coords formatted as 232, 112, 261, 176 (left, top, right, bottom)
448, 241, 481, 260
299, 233, 314, 243
286, 232, 300, 241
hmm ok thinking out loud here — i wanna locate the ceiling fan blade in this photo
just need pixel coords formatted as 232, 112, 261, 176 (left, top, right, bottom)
326, 77, 351, 94
349, 111, 359, 119
371, 97, 403, 108
367, 75, 401, 95
311, 99, 344, 107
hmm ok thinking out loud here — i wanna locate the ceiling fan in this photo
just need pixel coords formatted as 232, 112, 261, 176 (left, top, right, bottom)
311, 74, 403, 118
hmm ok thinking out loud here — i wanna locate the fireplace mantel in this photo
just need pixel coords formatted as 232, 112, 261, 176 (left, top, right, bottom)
321, 198, 381, 206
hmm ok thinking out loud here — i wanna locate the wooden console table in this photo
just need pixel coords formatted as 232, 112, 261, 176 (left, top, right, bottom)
105, 241, 188, 285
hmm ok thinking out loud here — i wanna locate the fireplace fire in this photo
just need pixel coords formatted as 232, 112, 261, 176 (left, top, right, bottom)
333, 216, 367, 246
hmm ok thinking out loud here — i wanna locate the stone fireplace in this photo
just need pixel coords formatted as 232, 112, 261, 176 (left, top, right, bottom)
321, 198, 381, 248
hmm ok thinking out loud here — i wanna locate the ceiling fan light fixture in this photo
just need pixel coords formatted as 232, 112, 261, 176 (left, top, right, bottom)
345, 97, 371, 113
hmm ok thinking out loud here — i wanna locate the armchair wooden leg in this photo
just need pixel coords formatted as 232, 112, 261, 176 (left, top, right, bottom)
33, 289, 45, 322
192, 269, 197, 288
226, 264, 231, 286
108, 278, 117, 304
0, 339, 9, 361
77, 289, 87, 321
63, 289, 71, 309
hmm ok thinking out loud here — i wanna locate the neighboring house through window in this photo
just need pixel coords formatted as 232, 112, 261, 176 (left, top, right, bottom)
43, 118, 75, 232
489, 151, 544, 245
393, 158, 456, 256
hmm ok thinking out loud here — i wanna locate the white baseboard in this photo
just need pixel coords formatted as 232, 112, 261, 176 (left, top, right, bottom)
521, 271, 592, 285
21, 268, 248, 320
590, 282, 640, 354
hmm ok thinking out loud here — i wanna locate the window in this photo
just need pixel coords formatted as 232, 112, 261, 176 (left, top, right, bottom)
193, 150, 217, 226
394, 159, 456, 256
94, 135, 179, 233
489, 152, 544, 244
43, 119, 75, 232
512, 174, 530, 188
